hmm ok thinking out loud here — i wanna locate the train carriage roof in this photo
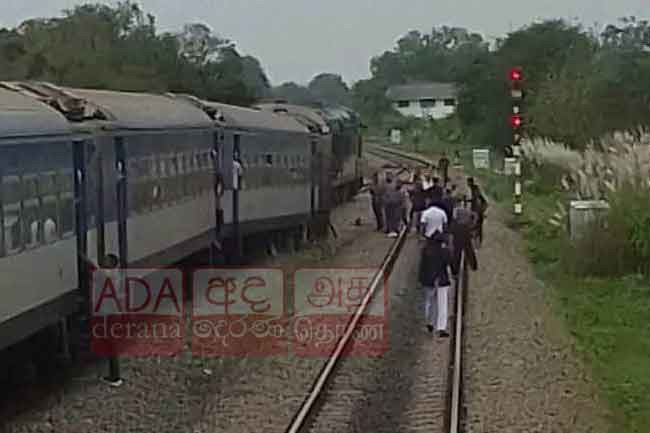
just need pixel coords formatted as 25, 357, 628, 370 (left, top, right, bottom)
1, 82, 214, 130
0, 87, 72, 139
254, 103, 330, 133
255, 102, 360, 134
201, 101, 309, 133
64, 87, 214, 130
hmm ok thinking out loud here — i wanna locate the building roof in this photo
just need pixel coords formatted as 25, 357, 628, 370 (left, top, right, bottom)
386, 82, 458, 102
0, 87, 72, 139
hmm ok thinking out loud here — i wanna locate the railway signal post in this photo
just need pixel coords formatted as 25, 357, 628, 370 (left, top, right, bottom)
509, 67, 524, 216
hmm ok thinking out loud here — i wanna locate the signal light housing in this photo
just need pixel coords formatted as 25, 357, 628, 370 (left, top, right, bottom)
510, 115, 522, 129
510, 67, 522, 82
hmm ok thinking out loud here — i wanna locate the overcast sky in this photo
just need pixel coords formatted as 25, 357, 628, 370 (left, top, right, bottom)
2, 0, 647, 86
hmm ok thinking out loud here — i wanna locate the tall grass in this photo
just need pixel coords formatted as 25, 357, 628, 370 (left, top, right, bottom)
521, 133, 650, 277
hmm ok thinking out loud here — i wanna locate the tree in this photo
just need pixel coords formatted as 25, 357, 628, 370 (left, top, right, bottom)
0, 2, 271, 106
272, 82, 317, 105
240, 55, 271, 99
308, 73, 351, 106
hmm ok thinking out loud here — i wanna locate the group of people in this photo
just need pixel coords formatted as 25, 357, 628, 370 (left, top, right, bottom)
369, 153, 488, 338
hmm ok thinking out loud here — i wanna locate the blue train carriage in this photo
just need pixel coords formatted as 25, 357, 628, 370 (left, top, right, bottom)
253, 102, 336, 212
255, 102, 363, 206
4, 82, 219, 285
170, 94, 321, 253
0, 84, 88, 354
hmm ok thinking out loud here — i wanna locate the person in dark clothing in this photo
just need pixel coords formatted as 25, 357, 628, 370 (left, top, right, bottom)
369, 172, 386, 232
448, 206, 478, 279
453, 150, 461, 166
383, 178, 403, 237
467, 177, 488, 248
427, 177, 443, 203
438, 152, 450, 186
440, 188, 455, 226
409, 180, 427, 233
418, 236, 452, 336
397, 179, 409, 227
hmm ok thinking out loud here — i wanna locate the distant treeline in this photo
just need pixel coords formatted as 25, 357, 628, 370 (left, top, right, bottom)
0, 2, 278, 106
352, 19, 650, 150
0, 1, 354, 109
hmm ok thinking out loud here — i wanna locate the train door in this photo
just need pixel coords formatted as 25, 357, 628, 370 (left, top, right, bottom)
114, 137, 128, 270
232, 134, 242, 260
310, 137, 318, 215
72, 140, 88, 299
211, 129, 225, 261
85, 135, 117, 269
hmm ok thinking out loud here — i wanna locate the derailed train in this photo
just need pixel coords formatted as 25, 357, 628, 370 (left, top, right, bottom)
0, 81, 363, 355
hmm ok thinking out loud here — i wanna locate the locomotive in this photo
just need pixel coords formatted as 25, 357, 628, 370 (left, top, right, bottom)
0, 81, 363, 357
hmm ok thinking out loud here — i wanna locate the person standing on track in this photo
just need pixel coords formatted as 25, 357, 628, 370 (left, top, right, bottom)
440, 187, 455, 227
419, 198, 448, 240
369, 172, 386, 232
409, 179, 426, 233
468, 177, 488, 248
449, 204, 478, 280
398, 179, 410, 228
418, 235, 452, 337
410, 167, 422, 184
428, 177, 443, 203
383, 177, 403, 238
422, 170, 433, 191
438, 152, 450, 187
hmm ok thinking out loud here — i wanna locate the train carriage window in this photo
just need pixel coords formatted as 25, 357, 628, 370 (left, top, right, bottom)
128, 159, 139, 180
2, 175, 22, 255
57, 171, 75, 238
171, 155, 180, 176
39, 172, 59, 243
21, 175, 41, 248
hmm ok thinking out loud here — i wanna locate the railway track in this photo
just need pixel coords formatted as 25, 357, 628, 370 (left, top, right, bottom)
284, 145, 468, 433
365, 144, 431, 172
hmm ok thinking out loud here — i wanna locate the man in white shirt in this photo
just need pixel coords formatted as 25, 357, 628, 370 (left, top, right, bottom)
420, 201, 448, 239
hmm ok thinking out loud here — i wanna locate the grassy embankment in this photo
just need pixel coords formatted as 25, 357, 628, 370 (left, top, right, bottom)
374, 130, 650, 433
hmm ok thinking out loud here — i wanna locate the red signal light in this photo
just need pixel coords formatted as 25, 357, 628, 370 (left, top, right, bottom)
510, 67, 522, 82
510, 115, 522, 128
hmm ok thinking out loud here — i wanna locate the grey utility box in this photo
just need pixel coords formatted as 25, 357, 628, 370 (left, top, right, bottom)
568, 200, 610, 241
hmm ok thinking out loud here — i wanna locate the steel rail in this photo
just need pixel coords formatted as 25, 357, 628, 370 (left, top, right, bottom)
284, 225, 409, 433
449, 251, 467, 433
